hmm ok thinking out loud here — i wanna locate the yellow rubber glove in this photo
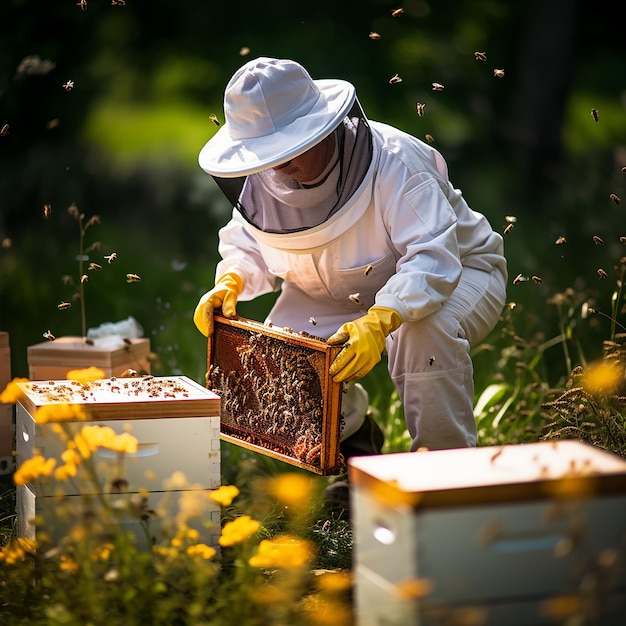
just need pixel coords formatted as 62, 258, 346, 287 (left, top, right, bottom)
193, 273, 244, 337
327, 306, 402, 382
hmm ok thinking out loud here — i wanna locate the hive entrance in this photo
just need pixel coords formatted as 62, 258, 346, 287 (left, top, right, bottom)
207, 315, 344, 475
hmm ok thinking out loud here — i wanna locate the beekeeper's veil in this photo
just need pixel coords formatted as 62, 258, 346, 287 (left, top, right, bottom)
198, 57, 373, 233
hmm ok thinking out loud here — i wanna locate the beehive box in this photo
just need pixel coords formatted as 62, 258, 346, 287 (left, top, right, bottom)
0, 331, 14, 473
207, 314, 344, 475
350, 441, 626, 626
27, 336, 152, 380
15, 375, 221, 547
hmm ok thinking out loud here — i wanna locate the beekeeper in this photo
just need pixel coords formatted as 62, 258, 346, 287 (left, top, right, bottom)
194, 57, 507, 458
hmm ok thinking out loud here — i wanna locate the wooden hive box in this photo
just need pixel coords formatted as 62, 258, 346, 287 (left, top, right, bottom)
27, 336, 152, 380
15, 375, 221, 548
207, 314, 344, 475
0, 331, 13, 473
350, 441, 626, 626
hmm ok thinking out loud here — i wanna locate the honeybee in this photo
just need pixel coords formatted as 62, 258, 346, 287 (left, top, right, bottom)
391, 7, 404, 17
43, 204, 52, 218
0, 123, 9, 137
431, 82, 444, 91
428, 355, 436, 366
505, 215, 517, 223
364, 264, 373, 276
531, 275, 543, 284
349, 293, 361, 304
239, 47, 251, 56
416, 102, 425, 117
508, 302, 517, 310
474, 51, 487, 61
111, 0, 126, 5
88, 262, 102, 271
209, 114, 220, 127
62, 80, 74, 91
80, 274, 89, 283
503, 223, 514, 235
104, 252, 117, 263
57, 301, 72, 310
610, 193, 620, 205
591, 108, 599, 122
620, 236, 626, 245
43, 330, 55, 341
592, 235, 604, 245
76, 0, 87, 9
389, 73, 402, 85
309, 317, 317, 326
126, 273, 141, 282
555, 235, 567, 245
512, 273, 526, 285
425, 134, 434, 143
368, 32, 381, 40
597, 268, 608, 279
493, 69, 505, 78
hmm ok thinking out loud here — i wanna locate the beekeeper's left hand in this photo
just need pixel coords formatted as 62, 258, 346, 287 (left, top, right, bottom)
327, 307, 402, 382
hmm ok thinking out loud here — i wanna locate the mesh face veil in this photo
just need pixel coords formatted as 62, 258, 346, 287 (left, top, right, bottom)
211, 99, 373, 234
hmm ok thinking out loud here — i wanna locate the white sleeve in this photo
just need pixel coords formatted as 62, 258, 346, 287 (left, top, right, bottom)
375, 172, 463, 322
215, 209, 277, 300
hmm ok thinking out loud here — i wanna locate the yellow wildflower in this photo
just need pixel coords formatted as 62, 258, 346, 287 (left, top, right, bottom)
34, 403, 88, 424
248, 534, 313, 569
268, 473, 312, 510
13, 454, 57, 486
315, 570, 353, 592
0, 538, 36, 565
219, 515, 261, 547
59, 554, 79, 572
301, 595, 353, 626
208, 484, 240, 507
0, 377, 29, 404
186, 543, 217, 560
582, 361, 624, 396
54, 463, 78, 482
65, 366, 105, 383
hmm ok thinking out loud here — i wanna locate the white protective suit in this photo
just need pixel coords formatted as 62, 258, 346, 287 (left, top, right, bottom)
213, 119, 508, 451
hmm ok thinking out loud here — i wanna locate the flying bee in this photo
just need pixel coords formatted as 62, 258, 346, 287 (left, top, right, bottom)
43, 330, 55, 341
309, 316, 317, 326
597, 268, 608, 280
620, 236, 626, 245
88, 262, 102, 271
76, 0, 87, 9
0, 123, 9, 137
610, 193, 620, 205
425, 134, 434, 143
591, 108, 599, 122
493, 68, 505, 78
239, 46, 250, 56
504, 223, 514, 235
592, 235, 604, 245
431, 82, 444, 91
391, 7, 404, 17
368, 32, 381, 40
57, 301, 72, 310
531, 275, 543, 284
126, 273, 141, 283
416, 102, 426, 117
512, 273, 526, 285
43, 204, 52, 218
349, 293, 361, 304
428, 355, 436, 366
508, 301, 517, 310
364, 264, 373, 276
62, 80, 74, 91
505, 215, 517, 223
80, 274, 89, 283
474, 51, 487, 61
389, 73, 402, 85
555, 235, 567, 245
209, 114, 220, 127
104, 252, 117, 263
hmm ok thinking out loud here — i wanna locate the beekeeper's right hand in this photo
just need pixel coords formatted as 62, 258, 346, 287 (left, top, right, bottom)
193, 272, 244, 337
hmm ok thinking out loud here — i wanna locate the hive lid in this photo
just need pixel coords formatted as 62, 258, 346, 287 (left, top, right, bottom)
349, 440, 626, 509
16, 375, 220, 420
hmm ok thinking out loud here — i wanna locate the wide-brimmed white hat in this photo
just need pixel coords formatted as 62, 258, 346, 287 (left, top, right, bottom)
198, 57, 356, 177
